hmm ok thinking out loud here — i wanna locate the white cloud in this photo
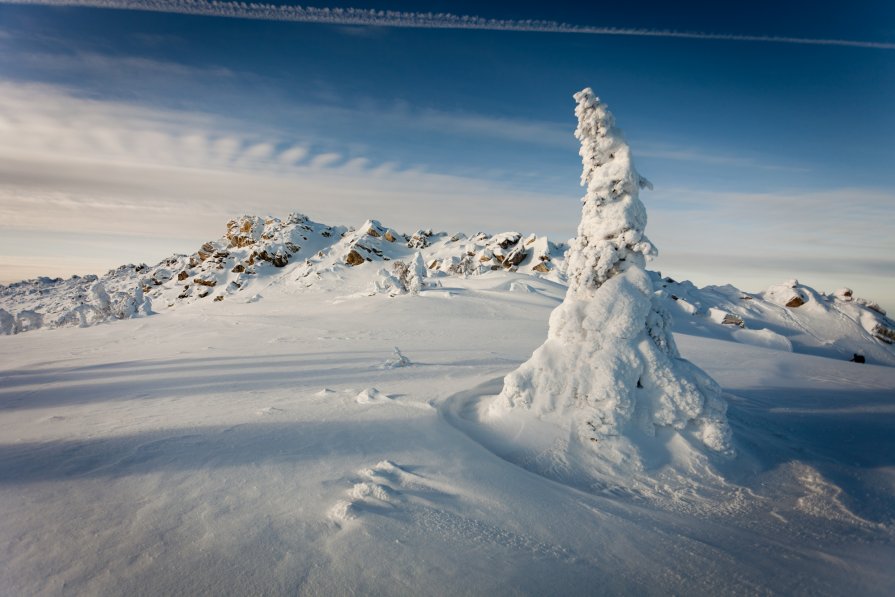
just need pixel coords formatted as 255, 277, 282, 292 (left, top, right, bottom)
278, 145, 308, 166
239, 142, 276, 163
636, 143, 810, 172
309, 152, 342, 169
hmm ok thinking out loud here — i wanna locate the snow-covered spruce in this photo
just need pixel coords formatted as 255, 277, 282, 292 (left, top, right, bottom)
487, 88, 733, 476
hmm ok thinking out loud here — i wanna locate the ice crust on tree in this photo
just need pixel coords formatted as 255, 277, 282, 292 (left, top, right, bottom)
487, 88, 733, 475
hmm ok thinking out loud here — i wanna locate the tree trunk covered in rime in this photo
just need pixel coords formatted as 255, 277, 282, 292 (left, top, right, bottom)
488, 88, 732, 475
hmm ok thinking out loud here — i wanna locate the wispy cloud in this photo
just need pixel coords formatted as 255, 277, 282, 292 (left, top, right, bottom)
13, 49, 236, 78
4, 0, 893, 50
0, 81, 580, 282
636, 144, 810, 172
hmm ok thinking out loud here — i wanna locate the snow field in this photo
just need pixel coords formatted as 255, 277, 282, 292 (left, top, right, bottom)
1, 272, 894, 595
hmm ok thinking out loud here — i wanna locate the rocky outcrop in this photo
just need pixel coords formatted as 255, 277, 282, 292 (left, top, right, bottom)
785, 296, 805, 308
0, 212, 569, 334
407, 230, 432, 249
764, 280, 809, 309
226, 215, 263, 248
345, 250, 365, 266
873, 323, 895, 344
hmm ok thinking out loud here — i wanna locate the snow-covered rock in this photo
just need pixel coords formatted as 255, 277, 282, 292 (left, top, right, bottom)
0, 214, 568, 334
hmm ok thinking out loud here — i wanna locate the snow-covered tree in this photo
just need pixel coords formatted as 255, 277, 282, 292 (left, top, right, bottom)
391, 252, 427, 295
486, 88, 732, 477
408, 252, 426, 295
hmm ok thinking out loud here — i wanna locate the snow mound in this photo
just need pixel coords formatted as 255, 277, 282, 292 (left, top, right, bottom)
732, 328, 793, 352
355, 387, 391, 404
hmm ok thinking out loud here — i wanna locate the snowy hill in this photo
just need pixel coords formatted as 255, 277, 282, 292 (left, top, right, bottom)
0, 212, 567, 333
2, 212, 893, 369
656, 276, 895, 366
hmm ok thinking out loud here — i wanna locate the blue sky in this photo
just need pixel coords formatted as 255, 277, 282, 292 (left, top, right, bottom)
0, 0, 893, 308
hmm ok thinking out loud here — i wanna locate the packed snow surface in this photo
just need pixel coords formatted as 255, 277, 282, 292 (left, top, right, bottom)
1, 264, 894, 595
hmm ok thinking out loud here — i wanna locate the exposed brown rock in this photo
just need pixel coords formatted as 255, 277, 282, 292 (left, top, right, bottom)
177, 271, 190, 281
213, 296, 224, 302
345, 250, 365, 266
232, 264, 245, 273
194, 278, 217, 287
247, 250, 287, 267
503, 245, 528, 267
384, 230, 396, 243
408, 231, 431, 249
496, 233, 521, 249
367, 227, 381, 238
197, 242, 215, 261
873, 323, 895, 344
721, 314, 745, 327
230, 236, 255, 248
785, 296, 805, 308
533, 262, 551, 273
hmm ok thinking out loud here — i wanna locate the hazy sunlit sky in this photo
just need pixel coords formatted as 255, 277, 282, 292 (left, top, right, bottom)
1, 0, 893, 309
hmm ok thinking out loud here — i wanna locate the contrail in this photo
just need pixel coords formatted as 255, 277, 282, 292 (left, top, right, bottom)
5, 0, 895, 50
